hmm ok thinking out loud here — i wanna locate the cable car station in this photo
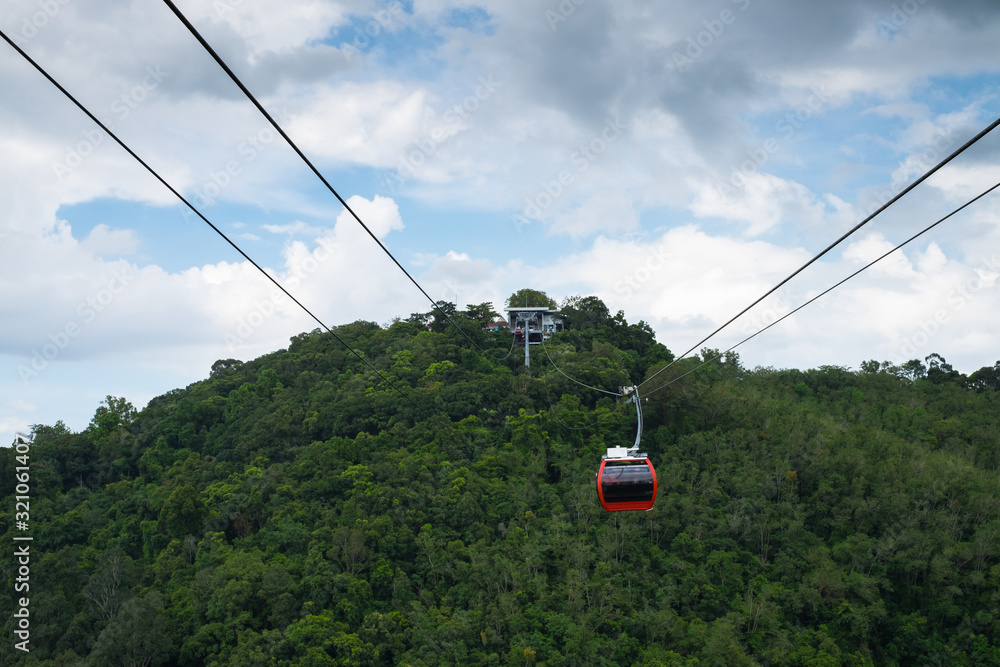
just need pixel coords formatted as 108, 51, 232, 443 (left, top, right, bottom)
505, 306, 564, 369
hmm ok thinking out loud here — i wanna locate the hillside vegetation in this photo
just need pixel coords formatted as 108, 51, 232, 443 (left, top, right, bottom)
3, 297, 1000, 666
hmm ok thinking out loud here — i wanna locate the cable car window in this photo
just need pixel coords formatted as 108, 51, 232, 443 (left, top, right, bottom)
601, 460, 655, 503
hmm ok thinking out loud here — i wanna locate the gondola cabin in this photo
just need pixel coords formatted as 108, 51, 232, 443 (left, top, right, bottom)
597, 448, 657, 512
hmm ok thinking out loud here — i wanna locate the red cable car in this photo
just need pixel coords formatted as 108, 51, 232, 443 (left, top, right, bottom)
597, 386, 657, 512
597, 456, 657, 512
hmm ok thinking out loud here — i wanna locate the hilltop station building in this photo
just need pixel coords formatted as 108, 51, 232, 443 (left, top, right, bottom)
504, 306, 564, 368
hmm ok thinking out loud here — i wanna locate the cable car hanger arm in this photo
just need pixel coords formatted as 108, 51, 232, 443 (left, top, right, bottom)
603, 385, 645, 460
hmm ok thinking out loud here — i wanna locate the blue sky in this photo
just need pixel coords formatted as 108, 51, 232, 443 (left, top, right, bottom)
3, 0, 1000, 444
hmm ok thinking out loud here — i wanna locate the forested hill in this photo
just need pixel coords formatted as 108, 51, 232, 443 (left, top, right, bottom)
4, 297, 1000, 666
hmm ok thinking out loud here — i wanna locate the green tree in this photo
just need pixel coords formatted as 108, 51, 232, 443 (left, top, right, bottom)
89, 593, 170, 667
900, 358, 927, 380
505, 288, 557, 309
210, 358, 244, 376
83, 547, 135, 621
157, 485, 207, 540
279, 610, 378, 665
428, 300, 458, 333
925, 353, 962, 384
966, 360, 1000, 392
89, 395, 138, 439
464, 301, 500, 327
559, 295, 610, 331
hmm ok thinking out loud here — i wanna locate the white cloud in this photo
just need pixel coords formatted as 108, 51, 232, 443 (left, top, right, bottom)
917, 241, 947, 274
548, 191, 638, 238
262, 220, 328, 236
163, 0, 365, 58
842, 233, 915, 279
690, 172, 828, 236
81, 224, 140, 256
10, 399, 35, 413
927, 164, 1000, 203
0, 417, 29, 441
418, 250, 501, 309
288, 82, 436, 168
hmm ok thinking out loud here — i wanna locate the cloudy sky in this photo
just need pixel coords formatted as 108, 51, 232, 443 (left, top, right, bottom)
3, 0, 1000, 443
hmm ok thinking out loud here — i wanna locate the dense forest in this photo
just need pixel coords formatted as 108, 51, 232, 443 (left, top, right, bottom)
3, 293, 1000, 666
